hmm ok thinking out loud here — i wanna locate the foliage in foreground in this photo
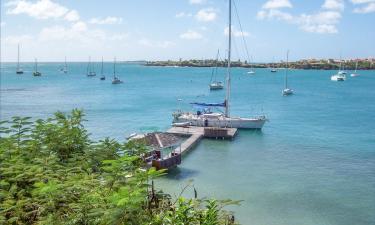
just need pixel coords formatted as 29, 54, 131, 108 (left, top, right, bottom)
0, 109, 238, 224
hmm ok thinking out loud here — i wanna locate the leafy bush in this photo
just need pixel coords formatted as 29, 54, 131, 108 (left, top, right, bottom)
0, 109, 238, 224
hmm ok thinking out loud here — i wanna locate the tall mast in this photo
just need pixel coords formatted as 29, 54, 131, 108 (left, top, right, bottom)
17, 44, 20, 70
113, 57, 116, 79
225, 0, 232, 117
88, 56, 91, 74
285, 50, 289, 89
35, 58, 38, 72
101, 56, 104, 75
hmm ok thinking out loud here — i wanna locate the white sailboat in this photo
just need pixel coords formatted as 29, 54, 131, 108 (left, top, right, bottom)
351, 61, 359, 77
209, 49, 224, 90
100, 57, 106, 80
112, 57, 123, 84
247, 57, 255, 74
62, 56, 68, 74
87, 56, 96, 77
16, 44, 23, 74
172, 0, 267, 129
270, 57, 277, 72
331, 57, 346, 81
33, 58, 42, 76
282, 50, 293, 96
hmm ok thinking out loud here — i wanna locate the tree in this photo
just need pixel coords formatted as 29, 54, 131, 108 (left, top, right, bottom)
0, 109, 238, 225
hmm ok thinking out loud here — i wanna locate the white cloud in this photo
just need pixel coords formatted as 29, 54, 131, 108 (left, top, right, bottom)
262, 0, 293, 9
257, 9, 293, 21
175, 12, 192, 18
6, 0, 68, 19
89, 16, 123, 25
4, 34, 34, 45
224, 26, 251, 37
180, 30, 203, 40
257, 0, 344, 34
195, 8, 217, 22
138, 39, 175, 48
350, 0, 375, 4
322, 0, 345, 11
353, 2, 375, 13
0, 22, 5, 27
189, 0, 206, 5
64, 10, 80, 22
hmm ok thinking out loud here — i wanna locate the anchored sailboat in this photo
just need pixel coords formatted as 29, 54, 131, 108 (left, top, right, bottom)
63, 57, 68, 73
351, 61, 359, 77
209, 49, 224, 90
112, 57, 123, 84
33, 58, 41, 76
172, 0, 267, 129
247, 57, 255, 74
16, 44, 23, 74
87, 57, 96, 77
100, 57, 106, 80
270, 57, 277, 73
282, 50, 294, 96
331, 56, 346, 81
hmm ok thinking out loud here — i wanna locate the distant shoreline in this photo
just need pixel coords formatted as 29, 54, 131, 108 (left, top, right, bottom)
145, 59, 375, 70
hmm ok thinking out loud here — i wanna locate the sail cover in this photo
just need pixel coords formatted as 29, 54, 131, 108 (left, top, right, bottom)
190, 102, 226, 107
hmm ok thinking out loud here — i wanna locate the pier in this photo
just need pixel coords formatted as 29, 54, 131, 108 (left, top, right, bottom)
167, 126, 237, 155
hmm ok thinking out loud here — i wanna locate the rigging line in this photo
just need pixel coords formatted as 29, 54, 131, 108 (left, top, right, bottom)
232, 33, 241, 63
233, 0, 264, 112
233, 0, 251, 64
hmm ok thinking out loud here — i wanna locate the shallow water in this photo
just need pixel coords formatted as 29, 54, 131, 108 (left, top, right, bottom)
1, 63, 374, 225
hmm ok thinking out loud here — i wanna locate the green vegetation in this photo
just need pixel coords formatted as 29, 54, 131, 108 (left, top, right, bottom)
145, 58, 375, 70
0, 109, 238, 225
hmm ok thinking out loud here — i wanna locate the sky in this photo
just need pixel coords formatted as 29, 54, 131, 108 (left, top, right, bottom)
1, 0, 375, 62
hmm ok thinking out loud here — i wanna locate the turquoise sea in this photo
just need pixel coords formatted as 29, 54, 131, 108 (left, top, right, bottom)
1, 62, 375, 225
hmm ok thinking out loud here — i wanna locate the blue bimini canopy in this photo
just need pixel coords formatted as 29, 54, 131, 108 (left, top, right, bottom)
190, 102, 226, 108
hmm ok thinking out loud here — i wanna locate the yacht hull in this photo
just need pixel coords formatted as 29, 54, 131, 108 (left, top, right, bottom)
173, 113, 266, 129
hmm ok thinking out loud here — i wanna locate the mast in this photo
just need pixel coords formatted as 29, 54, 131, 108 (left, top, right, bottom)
355, 61, 358, 73
65, 56, 67, 69
101, 56, 104, 75
35, 58, 38, 72
285, 50, 289, 89
87, 56, 91, 74
17, 44, 20, 71
225, 0, 232, 117
113, 57, 116, 79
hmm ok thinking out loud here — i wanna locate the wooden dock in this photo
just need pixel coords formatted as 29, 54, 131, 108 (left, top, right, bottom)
167, 126, 237, 155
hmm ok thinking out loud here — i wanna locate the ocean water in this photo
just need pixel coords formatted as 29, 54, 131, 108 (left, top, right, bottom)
1, 62, 374, 225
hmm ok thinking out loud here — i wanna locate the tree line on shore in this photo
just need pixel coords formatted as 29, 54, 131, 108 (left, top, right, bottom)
145, 59, 374, 70
0, 109, 239, 225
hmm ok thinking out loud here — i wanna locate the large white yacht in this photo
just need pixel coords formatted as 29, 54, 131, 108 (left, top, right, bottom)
172, 0, 267, 129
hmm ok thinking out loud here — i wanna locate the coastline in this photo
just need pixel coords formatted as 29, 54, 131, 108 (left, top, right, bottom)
145, 59, 375, 70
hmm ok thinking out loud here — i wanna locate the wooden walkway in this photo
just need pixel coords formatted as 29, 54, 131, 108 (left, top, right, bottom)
167, 126, 237, 155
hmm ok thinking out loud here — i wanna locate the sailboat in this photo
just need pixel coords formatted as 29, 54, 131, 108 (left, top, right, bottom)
331, 57, 346, 81
63, 57, 68, 73
351, 61, 359, 77
247, 57, 255, 74
16, 44, 23, 74
172, 0, 267, 129
112, 57, 123, 84
270, 57, 277, 72
209, 49, 224, 90
100, 57, 106, 80
33, 58, 42, 76
87, 57, 96, 77
282, 50, 293, 96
